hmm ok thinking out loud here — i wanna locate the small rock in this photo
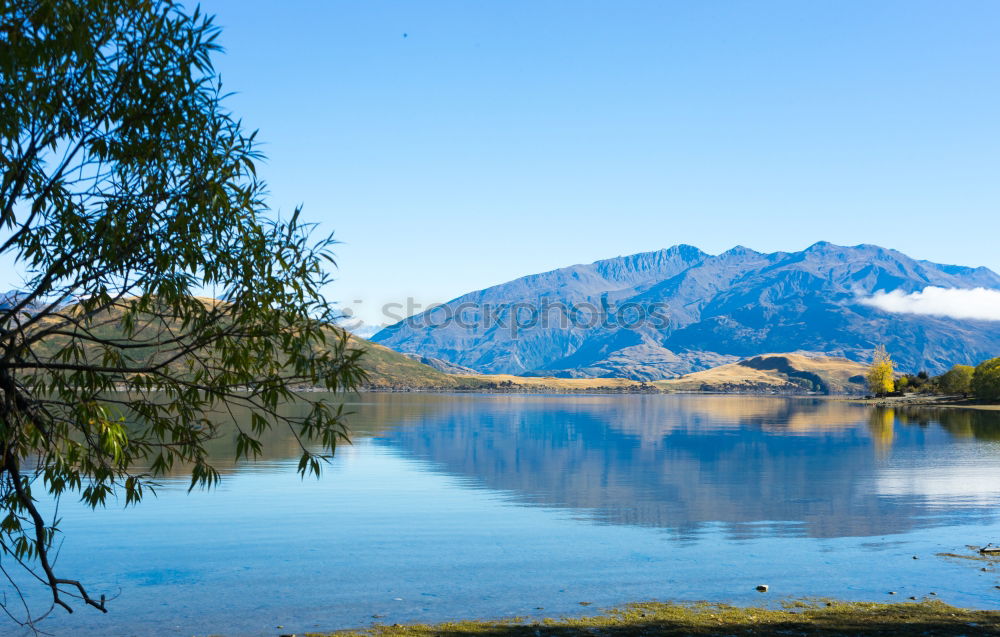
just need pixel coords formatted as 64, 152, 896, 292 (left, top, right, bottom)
929, 592, 937, 596
756, 585, 769, 592
909, 596, 917, 600
579, 602, 592, 606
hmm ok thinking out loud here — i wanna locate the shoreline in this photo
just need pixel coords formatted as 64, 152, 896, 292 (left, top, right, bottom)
316, 599, 1000, 636
353, 386, 1000, 410
845, 394, 1000, 411
345, 384, 1000, 408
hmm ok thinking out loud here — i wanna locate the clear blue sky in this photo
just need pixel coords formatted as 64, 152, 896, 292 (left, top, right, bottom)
37, 1, 1000, 326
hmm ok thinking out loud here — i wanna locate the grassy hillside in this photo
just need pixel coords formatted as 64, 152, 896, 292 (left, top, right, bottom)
20, 299, 464, 390
350, 337, 488, 389
655, 353, 868, 394
353, 339, 656, 392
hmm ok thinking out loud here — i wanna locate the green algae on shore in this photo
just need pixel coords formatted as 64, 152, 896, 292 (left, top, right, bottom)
316, 600, 1000, 637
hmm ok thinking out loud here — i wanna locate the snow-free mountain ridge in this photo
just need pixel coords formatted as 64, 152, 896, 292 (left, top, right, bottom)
373, 243, 1000, 379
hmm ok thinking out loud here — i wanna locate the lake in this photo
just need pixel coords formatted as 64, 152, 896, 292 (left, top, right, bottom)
12, 393, 1000, 636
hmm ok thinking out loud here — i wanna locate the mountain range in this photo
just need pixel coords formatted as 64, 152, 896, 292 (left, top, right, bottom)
372, 242, 1000, 379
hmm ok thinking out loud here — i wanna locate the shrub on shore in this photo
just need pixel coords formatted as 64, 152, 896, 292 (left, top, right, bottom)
938, 364, 974, 395
972, 357, 1000, 401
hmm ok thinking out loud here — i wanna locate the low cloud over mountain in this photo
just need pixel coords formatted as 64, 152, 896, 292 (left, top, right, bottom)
859, 286, 1000, 322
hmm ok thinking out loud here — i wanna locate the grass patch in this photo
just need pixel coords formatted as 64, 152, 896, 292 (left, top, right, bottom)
311, 600, 1000, 636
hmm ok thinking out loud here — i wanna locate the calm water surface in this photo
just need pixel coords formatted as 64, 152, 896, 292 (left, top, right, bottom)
13, 393, 1000, 636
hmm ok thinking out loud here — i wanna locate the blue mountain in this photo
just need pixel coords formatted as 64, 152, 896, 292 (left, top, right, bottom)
372, 243, 1000, 379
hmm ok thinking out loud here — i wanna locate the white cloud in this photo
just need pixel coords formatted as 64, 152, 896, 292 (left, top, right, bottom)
859, 286, 1000, 321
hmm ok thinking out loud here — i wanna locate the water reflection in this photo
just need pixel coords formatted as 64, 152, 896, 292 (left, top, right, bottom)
362, 395, 1000, 539
120, 394, 419, 478
17, 394, 1000, 636
869, 407, 895, 456
895, 406, 1000, 441
126, 394, 1000, 539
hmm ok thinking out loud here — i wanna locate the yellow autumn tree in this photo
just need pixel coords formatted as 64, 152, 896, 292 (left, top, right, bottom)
866, 344, 895, 396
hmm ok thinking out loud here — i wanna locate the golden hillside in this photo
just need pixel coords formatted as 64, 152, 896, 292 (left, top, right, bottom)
655, 353, 868, 394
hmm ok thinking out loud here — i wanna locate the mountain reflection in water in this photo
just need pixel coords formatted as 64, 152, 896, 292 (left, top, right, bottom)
359, 394, 1000, 539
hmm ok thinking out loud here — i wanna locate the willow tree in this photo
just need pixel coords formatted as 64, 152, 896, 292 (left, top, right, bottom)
866, 345, 895, 397
0, 0, 365, 625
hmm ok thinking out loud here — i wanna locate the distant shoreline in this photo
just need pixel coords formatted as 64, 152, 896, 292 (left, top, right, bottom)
351, 387, 1000, 410
355, 385, 841, 397
846, 394, 1000, 411
355, 384, 661, 394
